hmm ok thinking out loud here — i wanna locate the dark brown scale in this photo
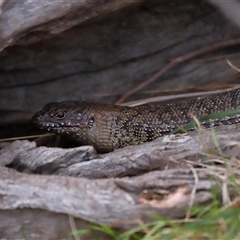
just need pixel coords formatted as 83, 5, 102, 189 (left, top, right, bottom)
32, 88, 240, 152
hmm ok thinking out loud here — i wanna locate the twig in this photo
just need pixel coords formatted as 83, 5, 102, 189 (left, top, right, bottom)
69, 214, 80, 240
120, 85, 240, 107
0, 133, 54, 142
226, 59, 240, 72
115, 38, 240, 104
185, 165, 199, 220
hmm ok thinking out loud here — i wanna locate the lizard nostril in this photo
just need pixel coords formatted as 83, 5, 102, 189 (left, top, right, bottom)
36, 117, 41, 122
31, 114, 41, 124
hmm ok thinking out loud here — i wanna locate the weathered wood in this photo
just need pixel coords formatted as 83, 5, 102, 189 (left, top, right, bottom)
0, 166, 215, 227
0, 0, 141, 50
0, 209, 98, 240
1, 124, 239, 178
0, 124, 239, 231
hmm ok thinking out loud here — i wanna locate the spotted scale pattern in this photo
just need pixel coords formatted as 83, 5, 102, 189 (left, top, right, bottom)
32, 88, 240, 152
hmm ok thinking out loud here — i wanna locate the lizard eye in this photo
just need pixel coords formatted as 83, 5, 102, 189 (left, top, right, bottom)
55, 111, 66, 119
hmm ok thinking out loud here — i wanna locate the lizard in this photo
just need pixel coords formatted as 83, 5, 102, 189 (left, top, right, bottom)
32, 88, 240, 152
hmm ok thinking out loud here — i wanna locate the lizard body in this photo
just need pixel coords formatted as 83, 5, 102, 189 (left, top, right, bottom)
32, 88, 240, 152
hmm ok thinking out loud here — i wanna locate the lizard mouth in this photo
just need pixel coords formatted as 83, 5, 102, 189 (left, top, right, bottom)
32, 109, 92, 130
32, 113, 58, 128
33, 116, 77, 130
46, 126, 80, 135
32, 113, 85, 136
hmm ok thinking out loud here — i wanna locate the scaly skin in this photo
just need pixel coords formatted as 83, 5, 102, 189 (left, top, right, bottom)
32, 88, 240, 152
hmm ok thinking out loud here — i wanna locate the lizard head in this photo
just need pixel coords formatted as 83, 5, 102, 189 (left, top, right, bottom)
32, 101, 94, 136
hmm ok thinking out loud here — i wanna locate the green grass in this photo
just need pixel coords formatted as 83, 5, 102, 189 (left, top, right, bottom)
172, 108, 240, 134
68, 204, 240, 239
